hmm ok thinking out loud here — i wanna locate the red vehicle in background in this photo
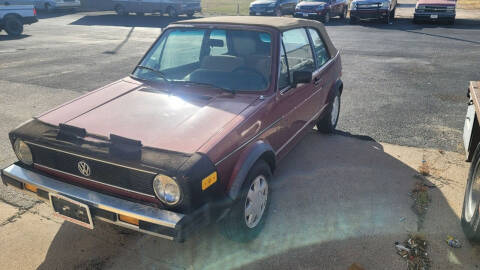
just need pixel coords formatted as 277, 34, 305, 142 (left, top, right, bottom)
414, 0, 456, 24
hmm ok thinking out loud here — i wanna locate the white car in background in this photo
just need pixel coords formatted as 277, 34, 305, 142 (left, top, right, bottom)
0, 0, 81, 12
0, 3, 37, 36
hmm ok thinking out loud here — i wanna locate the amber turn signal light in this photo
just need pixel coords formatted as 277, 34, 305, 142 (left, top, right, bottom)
119, 214, 139, 226
24, 183, 38, 193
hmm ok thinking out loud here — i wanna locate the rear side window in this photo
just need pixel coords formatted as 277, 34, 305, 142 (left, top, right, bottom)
308, 28, 330, 68
281, 28, 315, 75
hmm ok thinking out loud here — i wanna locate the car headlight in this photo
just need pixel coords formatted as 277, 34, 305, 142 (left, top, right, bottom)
268, 2, 276, 7
13, 139, 33, 165
153, 175, 181, 205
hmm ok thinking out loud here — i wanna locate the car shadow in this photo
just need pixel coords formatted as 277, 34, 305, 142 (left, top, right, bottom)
0, 34, 31, 41
69, 13, 199, 28
35, 131, 480, 269
36, 9, 79, 20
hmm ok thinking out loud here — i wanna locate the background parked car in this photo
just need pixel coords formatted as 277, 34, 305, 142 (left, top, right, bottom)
349, 0, 397, 24
413, 0, 456, 24
249, 0, 298, 16
112, 0, 201, 17
0, 3, 37, 36
1, 0, 81, 12
294, 0, 348, 23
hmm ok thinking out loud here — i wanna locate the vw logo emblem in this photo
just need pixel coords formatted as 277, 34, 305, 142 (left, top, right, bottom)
77, 161, 91, 177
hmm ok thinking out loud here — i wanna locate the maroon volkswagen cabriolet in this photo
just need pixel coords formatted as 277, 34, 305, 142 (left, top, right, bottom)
1, 17, 343, 242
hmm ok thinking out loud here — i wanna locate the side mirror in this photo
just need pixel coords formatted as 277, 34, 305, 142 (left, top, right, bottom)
292, 70, 312, 87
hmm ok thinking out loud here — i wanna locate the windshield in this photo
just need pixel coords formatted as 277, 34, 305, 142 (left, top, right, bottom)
133, 28, 272, 92
302, 0, 329, 3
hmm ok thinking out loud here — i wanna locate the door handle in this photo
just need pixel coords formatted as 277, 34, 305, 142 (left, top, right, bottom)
313, 77, 322, 86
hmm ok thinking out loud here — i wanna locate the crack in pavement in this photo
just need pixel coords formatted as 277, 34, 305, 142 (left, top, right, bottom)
0, 200, 43, 227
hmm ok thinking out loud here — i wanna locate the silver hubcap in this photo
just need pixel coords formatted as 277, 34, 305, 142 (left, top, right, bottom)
331, 95, 340, 126
244, 175, 268, 228
466, 165, 480, 221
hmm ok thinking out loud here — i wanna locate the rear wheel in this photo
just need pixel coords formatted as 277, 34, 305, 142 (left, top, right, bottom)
4, 16, 23, 37
340, 7, 347, 19
167, 7, 178, 18
462, 144, 480, 242
45, 3, 54, 13
221, 160, 271, 242
317, 89, 340, 133
115, 4, 127, 15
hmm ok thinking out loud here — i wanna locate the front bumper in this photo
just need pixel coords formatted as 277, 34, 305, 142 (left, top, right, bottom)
294, 11, 325, 19
350, 9, 389, 19
1, 164, 209, 242
249, 8, 276, 15
414, 12, 455, 21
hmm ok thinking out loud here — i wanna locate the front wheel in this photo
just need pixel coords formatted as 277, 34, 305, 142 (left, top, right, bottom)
316, 89, 340, 133
461, 144, 480, 241
322, 11, 330, 23
221, 160, 271, 242
4, 16, 24, 37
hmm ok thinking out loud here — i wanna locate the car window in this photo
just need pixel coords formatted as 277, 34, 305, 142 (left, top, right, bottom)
279, 43, 290, 90
159, 29, 204, 70
209, 30, 228, 56
134, 28, 272, 92
308, 28, 331, 68
281, 28, 315, 79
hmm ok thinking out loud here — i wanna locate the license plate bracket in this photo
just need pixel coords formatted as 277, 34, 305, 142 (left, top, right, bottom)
50, 193, 94, 229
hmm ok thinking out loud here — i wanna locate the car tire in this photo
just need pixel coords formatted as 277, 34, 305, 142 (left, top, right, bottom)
4, 16, 23, 37
461, 143, 480, 242
448, 18, 455, 25
316, 88, 341, 133
340, 7, 347, 19
349, 16, 357, 24
322, 11, 330, 23
115, 5, 127, 15
384, 10, 392, 24
275, 8, 282, 16
187, 11, 195, 18
167, 7, 178, 18
45, 3, 54, 13
220, 160, 272, 242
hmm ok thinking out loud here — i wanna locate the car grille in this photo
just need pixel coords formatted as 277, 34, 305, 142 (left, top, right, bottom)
299, 6, 316, 11
422, 5, 448, 12
29, 143, 157, 197
357, 3, 381, 9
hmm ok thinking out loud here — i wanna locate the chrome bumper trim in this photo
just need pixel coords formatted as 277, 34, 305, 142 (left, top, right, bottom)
2, 164, 184, 232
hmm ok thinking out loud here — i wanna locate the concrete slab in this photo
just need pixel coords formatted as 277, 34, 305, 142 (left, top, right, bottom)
0, 202, 19, 224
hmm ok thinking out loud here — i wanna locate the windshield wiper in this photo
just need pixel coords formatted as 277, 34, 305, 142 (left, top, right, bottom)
135, 65, 170, 83
171, 80, 236, 94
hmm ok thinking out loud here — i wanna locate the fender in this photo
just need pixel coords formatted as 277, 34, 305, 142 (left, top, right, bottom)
227, 140, 275, 200
328, 78, 343, 101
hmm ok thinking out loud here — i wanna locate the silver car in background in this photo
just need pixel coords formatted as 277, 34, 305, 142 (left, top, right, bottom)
0, 0, 81, 12
113, 0, 201, 18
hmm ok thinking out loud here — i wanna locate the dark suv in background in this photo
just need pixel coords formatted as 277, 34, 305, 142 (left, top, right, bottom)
249, 0, 298, 16
294, 0, 348, 23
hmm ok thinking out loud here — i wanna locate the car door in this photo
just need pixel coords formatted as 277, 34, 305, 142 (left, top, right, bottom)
272, 28, 318, 156
307, 27, 336, 115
